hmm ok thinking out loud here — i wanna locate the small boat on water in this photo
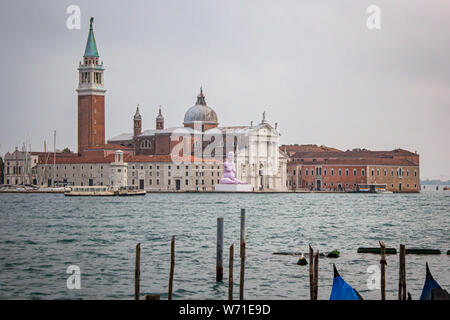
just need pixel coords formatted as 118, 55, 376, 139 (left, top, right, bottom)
64, 186, 115, 196
357, 184, 392, 194
64, 185, 146, 196
420, 263, 450, 300
444, 186, 450, 191
329, 264, 364, 300
116, 185, 146, 196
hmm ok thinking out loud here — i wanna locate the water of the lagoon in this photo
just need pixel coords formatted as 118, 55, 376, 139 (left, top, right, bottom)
0, 190, 448, 300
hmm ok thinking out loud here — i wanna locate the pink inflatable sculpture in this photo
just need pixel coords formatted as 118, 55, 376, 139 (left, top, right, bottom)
220, 151, 248, 184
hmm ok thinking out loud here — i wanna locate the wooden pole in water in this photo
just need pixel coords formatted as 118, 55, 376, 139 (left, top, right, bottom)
398, 244, 406, 300
240, 208, 246, 258
379, 241, 386, 300
309, 244, 314, 300
217, 217, 224, 282
313, 250, 319, 300
398, 244, 402, 300
228, 244, 234, 300
168, 236, 175, 300
134, 243, 140, 300
239, 241, 245, 300
402, 247, 406, 300
239, 208, 246, 300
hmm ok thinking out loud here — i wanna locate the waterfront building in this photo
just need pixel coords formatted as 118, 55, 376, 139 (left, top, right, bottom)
284, 145, 420, 192
0, 156, 3, 184
30, 152, 220, 191
2, 149, 34, 186
109, 90, 288, 191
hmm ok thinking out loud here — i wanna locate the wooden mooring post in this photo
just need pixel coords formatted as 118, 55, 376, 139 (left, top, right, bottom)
239, 241, 246, 300
168, 236, 175, 300
240, 208, 246, 258
228, 244, 234, 300
239, 208, 246, 300
135, 243, 141, 300
309, 244, 314, 300
398, 244, 406, 300
313, 250, 319, 300
379, 241, 386, 300
217, 217, 224, 282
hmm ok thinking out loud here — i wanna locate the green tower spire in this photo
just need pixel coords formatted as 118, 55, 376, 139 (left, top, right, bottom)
84, 17, 99, 57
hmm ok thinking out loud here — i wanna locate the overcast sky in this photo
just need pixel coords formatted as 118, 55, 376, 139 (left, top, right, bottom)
0, 0, 449, 180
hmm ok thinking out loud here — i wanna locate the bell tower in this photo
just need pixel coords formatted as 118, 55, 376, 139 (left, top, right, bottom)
156, 106, 164, 130
133, 105, 142, 137
76, 17, 106, 154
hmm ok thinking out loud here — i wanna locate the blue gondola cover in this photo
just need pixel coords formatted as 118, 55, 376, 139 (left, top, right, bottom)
330, 276, 361, 300
420, 275, 442, 300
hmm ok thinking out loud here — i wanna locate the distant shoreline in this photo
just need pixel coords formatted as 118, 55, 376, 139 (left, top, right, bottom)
421, 180, 450, 186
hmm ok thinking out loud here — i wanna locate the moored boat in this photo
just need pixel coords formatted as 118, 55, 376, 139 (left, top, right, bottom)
64, 185, 146, 196
117, 185, 146, 196
420, 263, 450, 300
357, 184, 392, 193
329, 264, 364, 300
64, 186, 115, 196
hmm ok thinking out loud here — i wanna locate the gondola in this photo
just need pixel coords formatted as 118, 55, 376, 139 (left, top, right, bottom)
420, 263, 450, 300
329, 264, 364, 300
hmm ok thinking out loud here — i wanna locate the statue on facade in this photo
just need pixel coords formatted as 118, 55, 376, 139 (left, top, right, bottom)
220, 151, 248, 184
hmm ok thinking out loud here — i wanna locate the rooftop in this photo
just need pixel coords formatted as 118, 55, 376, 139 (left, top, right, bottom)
84, 17, 99, 57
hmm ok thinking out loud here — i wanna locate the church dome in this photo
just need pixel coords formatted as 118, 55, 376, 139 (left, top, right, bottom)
183, 88, 218, 125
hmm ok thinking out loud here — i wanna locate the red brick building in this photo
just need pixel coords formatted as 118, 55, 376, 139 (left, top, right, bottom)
284, 145, 420, 192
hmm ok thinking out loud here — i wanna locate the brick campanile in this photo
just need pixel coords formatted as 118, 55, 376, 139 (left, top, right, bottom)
76, 17, 106, 154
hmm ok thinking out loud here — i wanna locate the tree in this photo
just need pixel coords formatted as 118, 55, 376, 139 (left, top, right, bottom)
62, 147, 72, 154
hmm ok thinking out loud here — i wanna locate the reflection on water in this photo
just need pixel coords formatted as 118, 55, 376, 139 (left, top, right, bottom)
0, 192, 448, 300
